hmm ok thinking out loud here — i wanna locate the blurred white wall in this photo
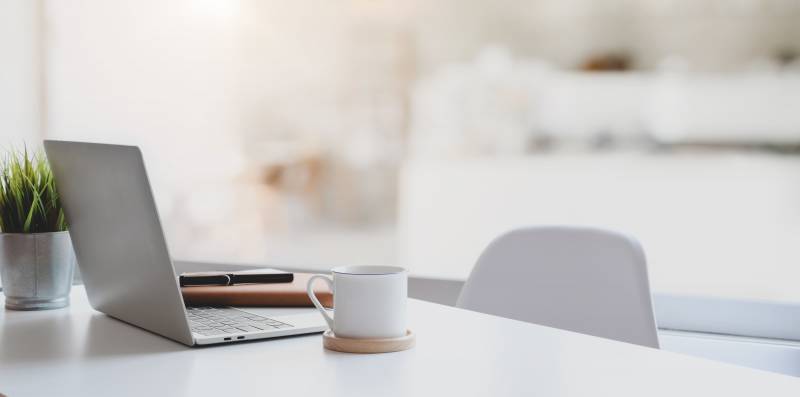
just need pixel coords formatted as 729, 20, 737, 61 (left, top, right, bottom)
0, 0, 43, 145
36, 0, 412, 260
4, 0, 800, 270
42, 0, 253, 260
43, 0, 244, 186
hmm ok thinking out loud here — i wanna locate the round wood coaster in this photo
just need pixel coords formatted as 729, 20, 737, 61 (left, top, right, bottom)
323, 329, 415, 354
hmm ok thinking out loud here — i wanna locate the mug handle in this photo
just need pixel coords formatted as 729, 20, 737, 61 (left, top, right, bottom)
306, 275, 335, 330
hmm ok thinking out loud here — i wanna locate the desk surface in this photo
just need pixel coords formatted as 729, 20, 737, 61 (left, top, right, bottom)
1, 286, 797, 396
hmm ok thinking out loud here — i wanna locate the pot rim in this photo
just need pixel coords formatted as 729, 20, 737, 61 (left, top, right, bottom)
0, 230, 70, 236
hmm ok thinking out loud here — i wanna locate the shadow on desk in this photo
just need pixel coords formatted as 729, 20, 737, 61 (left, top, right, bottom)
0, 311, 185, 366
0, 309, 77, 365
83, 314, 187, 357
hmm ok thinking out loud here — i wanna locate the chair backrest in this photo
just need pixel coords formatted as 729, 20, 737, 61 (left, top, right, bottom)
457, 226, 659, 348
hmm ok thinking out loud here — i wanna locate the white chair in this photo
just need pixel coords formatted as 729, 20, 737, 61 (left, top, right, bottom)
457, 226, 659, 348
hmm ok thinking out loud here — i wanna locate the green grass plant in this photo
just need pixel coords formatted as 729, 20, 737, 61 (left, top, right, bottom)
0, 148, 67, 233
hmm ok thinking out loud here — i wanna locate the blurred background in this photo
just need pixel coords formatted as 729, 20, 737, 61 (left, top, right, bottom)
3, 0, 800, 303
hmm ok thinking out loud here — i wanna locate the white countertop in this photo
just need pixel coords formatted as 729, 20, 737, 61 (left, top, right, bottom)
400, 154, 800, 302
0, 286, 797, 396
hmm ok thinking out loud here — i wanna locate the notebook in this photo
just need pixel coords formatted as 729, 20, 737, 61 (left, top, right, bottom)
181, 272, 333, 308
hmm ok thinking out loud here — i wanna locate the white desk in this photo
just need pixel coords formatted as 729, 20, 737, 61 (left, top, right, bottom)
0, 287, 797, 396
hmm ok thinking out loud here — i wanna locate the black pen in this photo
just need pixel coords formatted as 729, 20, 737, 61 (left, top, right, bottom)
179, 270, 294, 287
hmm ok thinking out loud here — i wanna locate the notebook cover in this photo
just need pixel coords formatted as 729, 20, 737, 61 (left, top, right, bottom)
181, 272, 332, 308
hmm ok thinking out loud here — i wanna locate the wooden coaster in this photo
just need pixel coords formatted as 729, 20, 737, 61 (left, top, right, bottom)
323, 329, 415, 354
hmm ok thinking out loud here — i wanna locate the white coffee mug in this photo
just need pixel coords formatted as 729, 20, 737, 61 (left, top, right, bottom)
307, 265, 407, 339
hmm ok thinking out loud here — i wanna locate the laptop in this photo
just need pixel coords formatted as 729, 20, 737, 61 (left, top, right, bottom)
44, 140, 327, 346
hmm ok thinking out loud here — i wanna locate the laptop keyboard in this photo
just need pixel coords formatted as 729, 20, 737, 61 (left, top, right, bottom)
187, 307, 293, 336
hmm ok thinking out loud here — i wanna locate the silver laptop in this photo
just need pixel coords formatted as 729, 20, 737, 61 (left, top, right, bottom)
44, 140, 327, 346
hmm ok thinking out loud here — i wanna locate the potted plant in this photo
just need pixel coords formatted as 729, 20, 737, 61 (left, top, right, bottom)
0, 148, 75, 310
